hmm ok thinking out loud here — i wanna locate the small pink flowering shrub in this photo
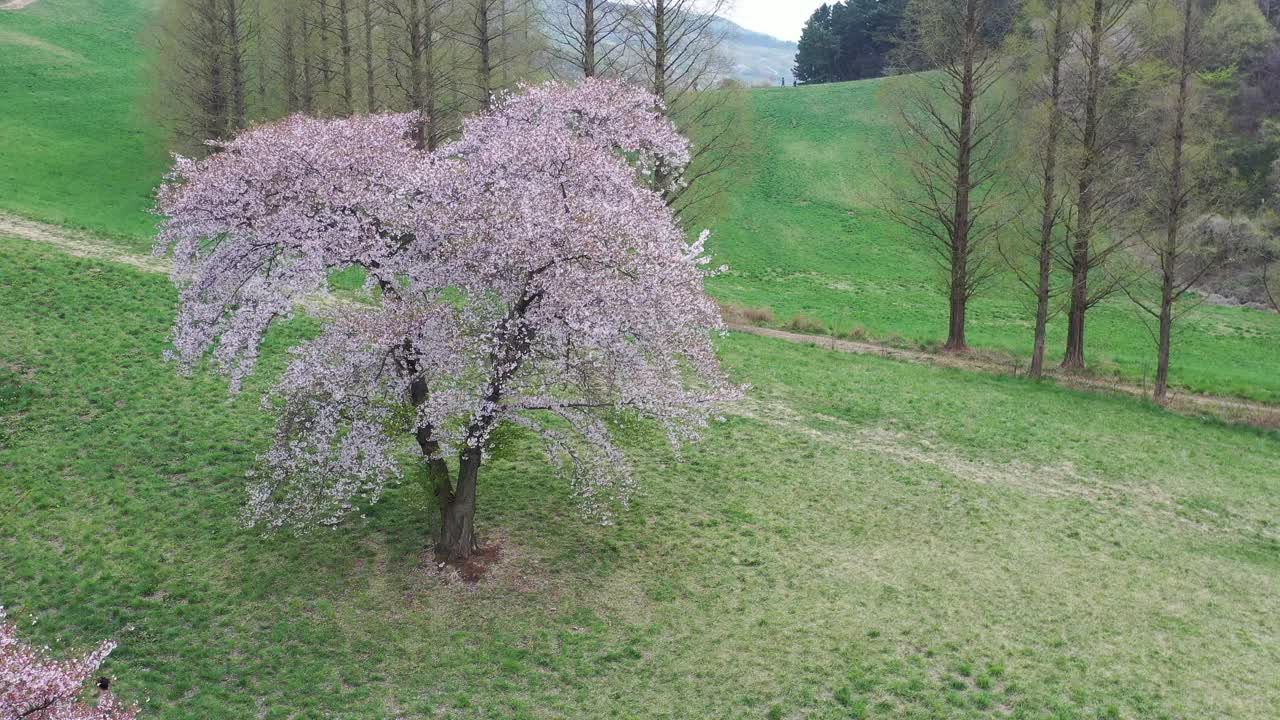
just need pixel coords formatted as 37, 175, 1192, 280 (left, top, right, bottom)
0, 608, 138, 720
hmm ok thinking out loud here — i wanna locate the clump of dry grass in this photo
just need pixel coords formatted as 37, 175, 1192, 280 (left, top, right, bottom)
834, 325, 869, 342
720, 303, 775, 326
786, 313, 827, 334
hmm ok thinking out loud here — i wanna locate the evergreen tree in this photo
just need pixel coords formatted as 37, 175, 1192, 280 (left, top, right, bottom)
794, 4, 837, 84
794, 0, 906, 85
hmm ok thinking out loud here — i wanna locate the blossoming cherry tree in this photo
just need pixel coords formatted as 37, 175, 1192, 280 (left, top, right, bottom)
156, 80, 740, 563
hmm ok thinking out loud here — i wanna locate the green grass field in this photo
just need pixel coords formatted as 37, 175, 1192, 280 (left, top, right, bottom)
3, 238, 1278, 719
707, 81, 1280, 402
2, 2, 1280, 718
0, 0, 167, 243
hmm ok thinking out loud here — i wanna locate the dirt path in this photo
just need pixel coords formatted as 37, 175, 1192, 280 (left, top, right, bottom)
3, 210, 1277, 427
0, 213, 170, 273
730, 323, 1280, 426
0, 0, 41, 11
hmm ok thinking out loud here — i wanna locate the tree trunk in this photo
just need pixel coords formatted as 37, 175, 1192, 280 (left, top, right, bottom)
1030, 290, 1049, 378
1154, 285, 1173, 402
652, 0, 667, 103
1154, 0, 1194, 403
408, 374, 478, 565
946, 279, 968, 351
406, 0, 431, 149
319, 0, 333, 101
301, 7, 316, 113
1062, 0, 1106, 370
477, 0, 493, 109
944, 0, 978, 353
255, 1, 268, 109
1031, 0, 1067, 380
363, 0, 377, 112
284, 15, 301, 112
339, 0, 355, 114
227, 0, 246, 130
1062, 284, 1087, 370
583, 0, 597, 77
437, 450, 480, 564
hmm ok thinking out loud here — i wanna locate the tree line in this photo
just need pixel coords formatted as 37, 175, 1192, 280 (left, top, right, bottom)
144, 0, 724, 143
147, 0, 738, 215
883, 0, 1280, 402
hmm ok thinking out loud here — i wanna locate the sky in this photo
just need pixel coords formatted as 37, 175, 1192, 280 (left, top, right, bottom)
727, 0, 815, 43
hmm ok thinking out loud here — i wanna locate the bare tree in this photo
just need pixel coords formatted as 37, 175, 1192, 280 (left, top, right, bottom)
277, 4, 305, 112
300, 1, 318, 111
336, 0, 356, 113
361, 0, 380, 111
1268, 161, 1280, 311
547, 0, 628, 78
1002, 0, 1076, 377
1056, 0, 1139, 369
885, 0, 1017, 351
627, 0, 740, 218
1267, 263, 1280, 313
1126, 0, 1230, 401
317, 0, 335, 102
454, 0, 538, 110
225, 0, 253, 130
628, 0, 726, 111
254, 0, 270, 109
381, 0, 454, 148
149, 0, 257, 151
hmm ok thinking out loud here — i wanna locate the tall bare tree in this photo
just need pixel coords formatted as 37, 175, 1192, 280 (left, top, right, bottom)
547, 0, 628, 78
381, 0, 454, 148
149, 0, 257, 151
275, 2, 307, 113
317, 0, 335, 101
255, 0, 271, 108
455, 0, 538, 110
1268, 160, 1280, 311
627, 0, 739, 218
1002, 0, 1076, 377
1126, 0, 1228, 401
885, 0, 1017, 351
226, 0, 252, 129
1056, 0, 1139, 369
336, 0, 356, 113
300, 1, 318, 111
361, 0, 380, 111
628, 0, 726, 111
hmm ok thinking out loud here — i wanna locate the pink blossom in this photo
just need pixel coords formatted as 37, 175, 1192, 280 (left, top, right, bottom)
156, 79, 742, 530
0, 607, 138, 720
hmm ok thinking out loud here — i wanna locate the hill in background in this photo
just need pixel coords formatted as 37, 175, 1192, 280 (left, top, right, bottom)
2, 0, 1278, 404
538, 0, 797, 85
715, 18, 798, 85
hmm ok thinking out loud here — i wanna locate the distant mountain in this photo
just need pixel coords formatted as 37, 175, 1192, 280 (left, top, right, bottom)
538, 1, 797, 87
714, 18, 798, 85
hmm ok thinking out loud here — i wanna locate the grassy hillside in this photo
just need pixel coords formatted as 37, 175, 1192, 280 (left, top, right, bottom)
2, 237, 1278, 719
0, 0, 167, 242
2, 3, 1276, 400
1, 6, 1279, 719
707, 80, 1280, 402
